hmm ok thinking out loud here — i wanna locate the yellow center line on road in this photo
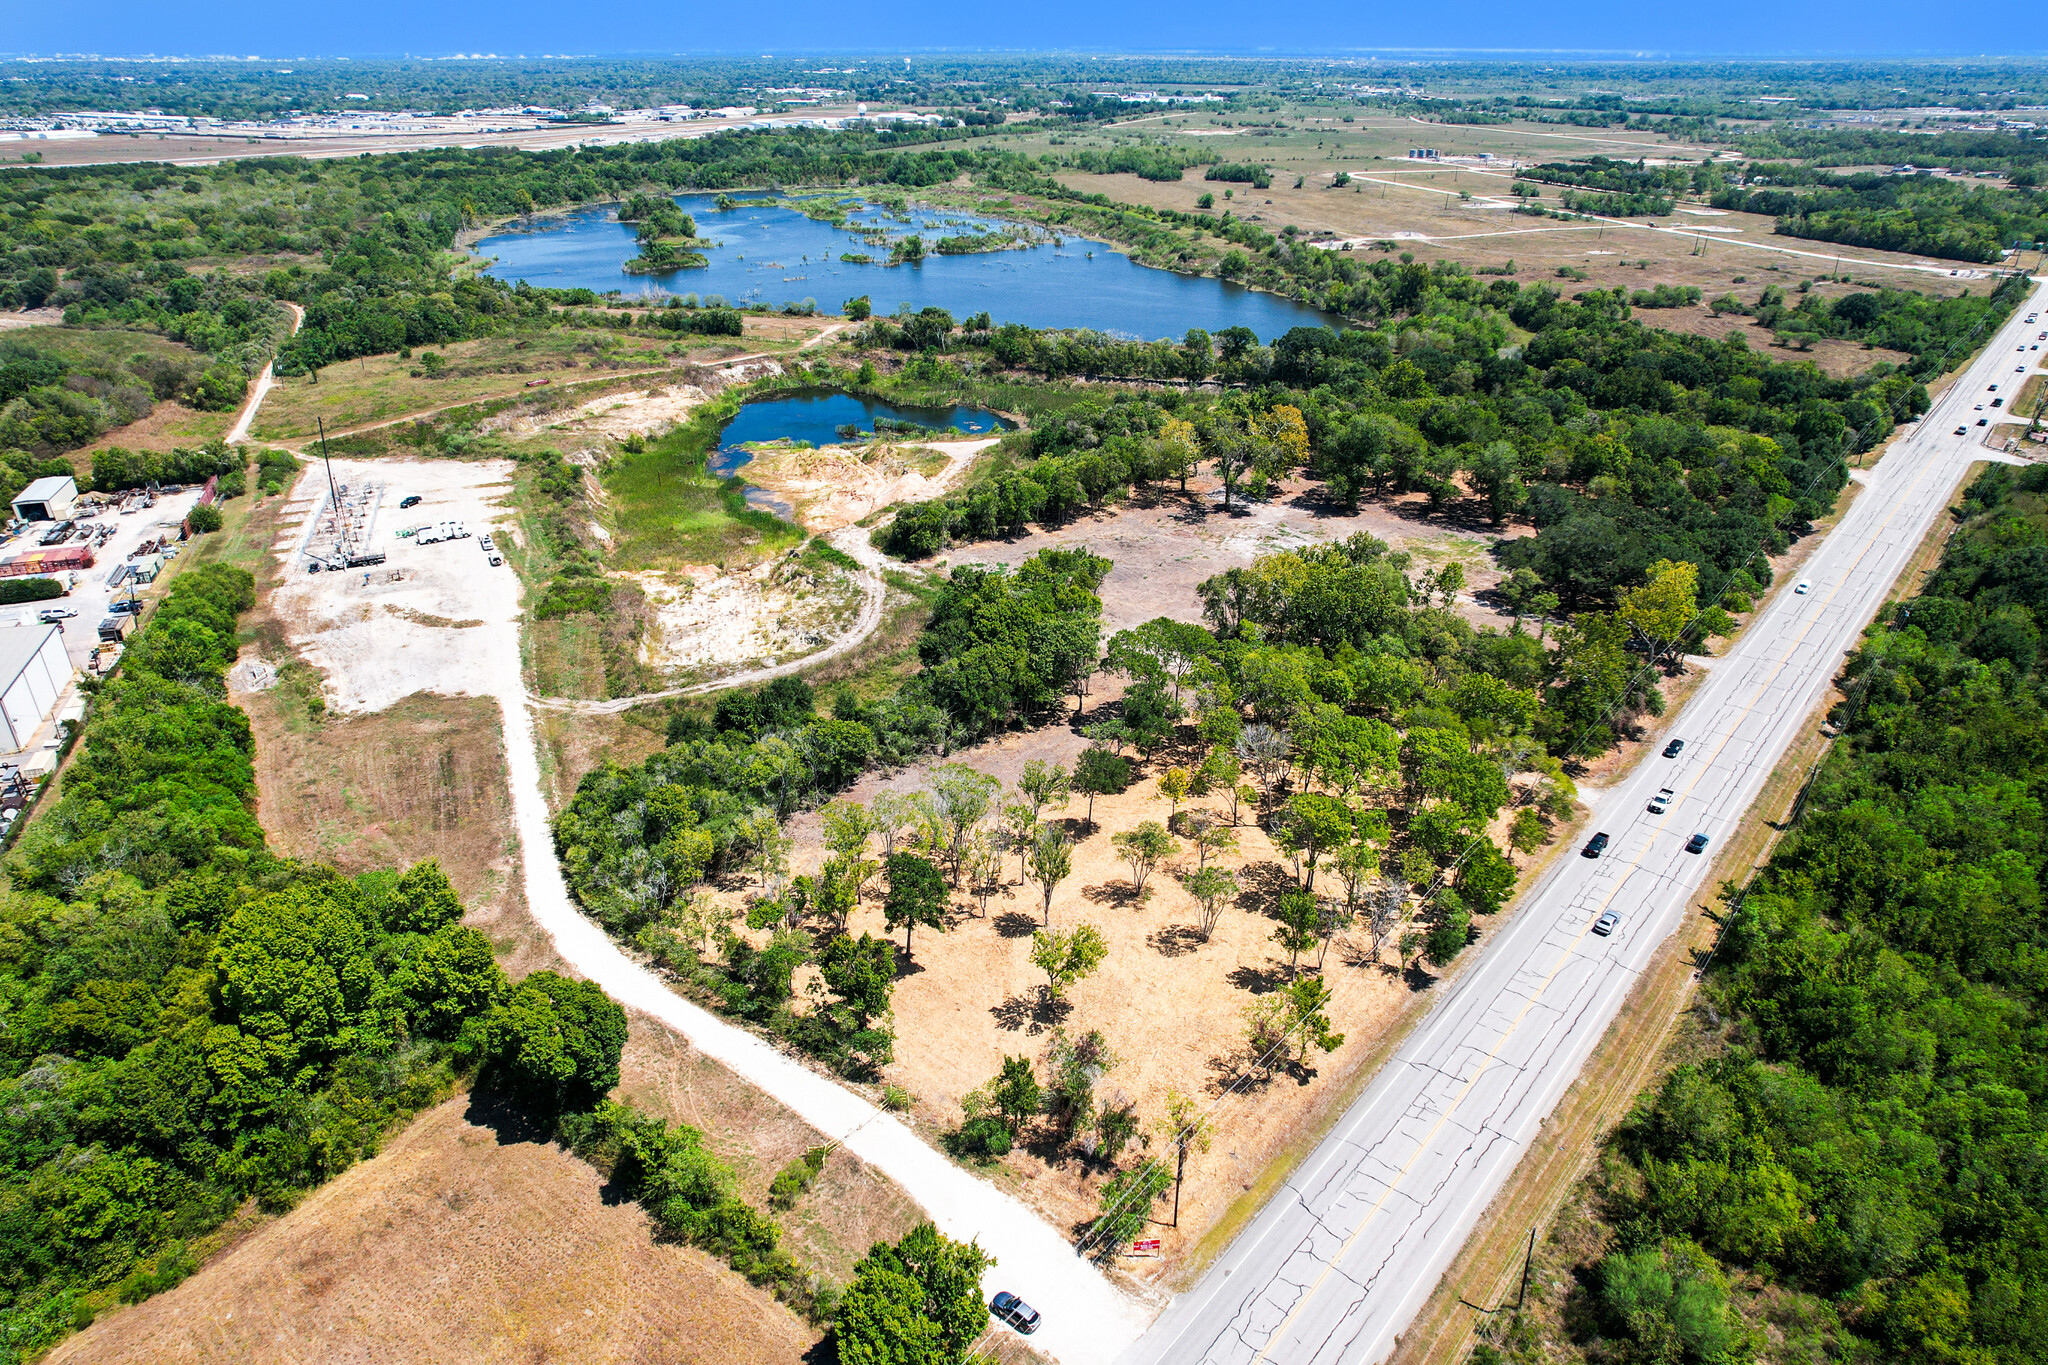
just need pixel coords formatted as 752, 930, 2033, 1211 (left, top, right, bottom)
1238, 414, 1979, 1365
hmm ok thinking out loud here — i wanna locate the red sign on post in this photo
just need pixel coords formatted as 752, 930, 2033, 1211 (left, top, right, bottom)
1131, 1239, 1162, 1253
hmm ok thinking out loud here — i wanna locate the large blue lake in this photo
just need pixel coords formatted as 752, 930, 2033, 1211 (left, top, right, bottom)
476, 193, 1334, 341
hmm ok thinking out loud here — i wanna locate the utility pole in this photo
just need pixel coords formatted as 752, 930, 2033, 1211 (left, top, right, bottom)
317, 418, 350, 564
1517, 1227, 1536, 1310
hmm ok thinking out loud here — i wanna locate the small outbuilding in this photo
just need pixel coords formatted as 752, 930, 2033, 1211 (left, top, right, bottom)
0, 625, 71, 750
11, 476, 77, 523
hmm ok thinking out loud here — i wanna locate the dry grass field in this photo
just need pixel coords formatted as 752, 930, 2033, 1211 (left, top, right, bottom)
946, 108, 1985, 309
45, 1093, 829, 1365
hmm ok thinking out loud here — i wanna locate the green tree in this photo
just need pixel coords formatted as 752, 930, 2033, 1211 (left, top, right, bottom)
1280, 975, 1346, 1061
883, 852, 949, 960
1423, 899, 1472, 968
482, 970, 628, 1112
1156, 765, 1192, 819
1030, 923, 1108, 1003
989, 1055, 1043, 1137
821, 799, 878, 863
1508, 807, 1547, 864
1179, 865, 1239, 939
1454, 837, 1518, 915
834, 1223, 993, 1365
1466, 441, 1526, 525
819, 932, 895, 1029
926, 764, 999, 887
1273, 889, 1322, 977
1183, 810, 1239, 869
1073, 746, 1131, 827
1027, 823, 1074, 923
1280, 792, 1353, 891
397, 924, 507, 1037
1088, 1161, 1172, 1259
389, 858, 463, 934
1618, 558, 1701, 658
1111, 821, 1176, 896
1016, 758, 1072, 823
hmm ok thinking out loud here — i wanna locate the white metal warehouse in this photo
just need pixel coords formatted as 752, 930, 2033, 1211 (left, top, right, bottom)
11, 476, 78, 523
0, 625, 72, 750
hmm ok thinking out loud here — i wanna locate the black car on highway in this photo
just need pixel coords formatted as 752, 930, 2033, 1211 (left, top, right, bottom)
1662, 739, 1685, 758
1581, 832, 1609, 859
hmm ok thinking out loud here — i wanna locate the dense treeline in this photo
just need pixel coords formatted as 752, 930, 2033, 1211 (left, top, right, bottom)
1713, 167, 2048, 264
1518, 156, 1693, 197
1737, 126, 2048, 179
1555, 462, 2048, 1365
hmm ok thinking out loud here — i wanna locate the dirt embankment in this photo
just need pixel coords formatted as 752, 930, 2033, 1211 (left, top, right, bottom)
739, 435, 1001, 533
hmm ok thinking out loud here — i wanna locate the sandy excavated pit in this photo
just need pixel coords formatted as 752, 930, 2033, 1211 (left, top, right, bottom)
631, 550, 865, 677
268, 457, 525, 714
737, 436, 999, 533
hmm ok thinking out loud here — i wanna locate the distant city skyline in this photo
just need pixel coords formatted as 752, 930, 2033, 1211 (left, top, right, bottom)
0, 0, 2024, 63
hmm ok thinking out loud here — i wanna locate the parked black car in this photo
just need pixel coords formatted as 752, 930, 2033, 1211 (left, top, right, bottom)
991, 1291, 1041, 1334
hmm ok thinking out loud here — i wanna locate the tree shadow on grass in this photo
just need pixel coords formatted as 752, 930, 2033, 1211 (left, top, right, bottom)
892, 947, 928, 981
1227, 962, 1290, 995
1148, 924, 1207, 958
461, 1084, 560, 1150
990, 990, 1072, 1035
1082, 879, 1147, 909
1206, 1045, 1276, 1097
1236, 860, 1294, 919
993, 910, 1041, 939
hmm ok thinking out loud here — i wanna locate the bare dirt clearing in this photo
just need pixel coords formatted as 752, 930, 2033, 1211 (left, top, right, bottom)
1638, 305, 1914, 380
47, 1095, 824, 1365
947, 474, 1515, 636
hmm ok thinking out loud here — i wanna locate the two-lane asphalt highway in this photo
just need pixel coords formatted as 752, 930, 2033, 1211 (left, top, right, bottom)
1121, 274, 2048, 1365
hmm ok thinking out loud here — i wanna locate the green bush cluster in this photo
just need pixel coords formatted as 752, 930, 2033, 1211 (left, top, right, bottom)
558, 1102, 825, 1314
0, 578, 65, 605
89, 438, 243, 493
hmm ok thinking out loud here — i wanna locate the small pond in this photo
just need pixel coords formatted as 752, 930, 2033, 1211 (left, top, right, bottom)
477, 192, 1336, 341
709, 388, 1012, 479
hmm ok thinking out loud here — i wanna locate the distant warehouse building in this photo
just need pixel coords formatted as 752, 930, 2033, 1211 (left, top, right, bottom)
0, 625, 71, 750
0, 545, 94, 578
11, 477, 77, 523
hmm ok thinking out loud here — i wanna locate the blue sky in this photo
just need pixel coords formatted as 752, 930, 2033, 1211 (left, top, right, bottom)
5, 0, 2012, 60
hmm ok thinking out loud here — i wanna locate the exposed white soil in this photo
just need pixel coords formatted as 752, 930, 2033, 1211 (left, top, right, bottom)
631, 550, 864, 676
268, 457, 523, 714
